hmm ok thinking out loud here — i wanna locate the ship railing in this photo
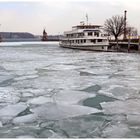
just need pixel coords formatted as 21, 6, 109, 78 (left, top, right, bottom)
60, 42, 109, 46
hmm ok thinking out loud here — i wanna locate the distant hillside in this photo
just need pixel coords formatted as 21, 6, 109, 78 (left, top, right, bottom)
0, 32, 63, 41
0, 32, 35, 39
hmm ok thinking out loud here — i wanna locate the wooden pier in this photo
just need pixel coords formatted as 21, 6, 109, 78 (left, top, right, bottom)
109, 39, 140, 53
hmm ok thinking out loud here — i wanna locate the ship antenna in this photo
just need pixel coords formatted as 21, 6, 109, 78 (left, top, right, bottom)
86, 13, 88, 25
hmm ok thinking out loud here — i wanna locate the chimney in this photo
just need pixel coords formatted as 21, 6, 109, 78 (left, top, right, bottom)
123, 10, 127, 40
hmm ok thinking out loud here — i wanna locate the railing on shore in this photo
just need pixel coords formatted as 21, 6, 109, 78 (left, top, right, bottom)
109, 39, 140, 53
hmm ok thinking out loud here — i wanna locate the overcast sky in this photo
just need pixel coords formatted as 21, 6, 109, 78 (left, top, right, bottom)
0, 0, 140, 35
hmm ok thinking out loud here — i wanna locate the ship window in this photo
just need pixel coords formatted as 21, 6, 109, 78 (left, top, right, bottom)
94, 32, 99, 37
91, 39, 96, 43
88, 32, 92, 36
98, 39, 102, 42
84, 39, 86, 43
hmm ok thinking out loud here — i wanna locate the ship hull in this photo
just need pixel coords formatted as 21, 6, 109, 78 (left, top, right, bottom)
59, 44, 108, 51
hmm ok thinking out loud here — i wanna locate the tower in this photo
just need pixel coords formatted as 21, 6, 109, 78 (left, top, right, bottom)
123, 10, 127, 40
42, 29, 47, 41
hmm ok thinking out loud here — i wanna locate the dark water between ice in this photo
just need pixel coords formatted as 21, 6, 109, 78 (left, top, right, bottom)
0, 41, 140, 138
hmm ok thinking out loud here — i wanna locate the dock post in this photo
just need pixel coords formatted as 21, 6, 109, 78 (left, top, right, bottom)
128, 35, 131, 52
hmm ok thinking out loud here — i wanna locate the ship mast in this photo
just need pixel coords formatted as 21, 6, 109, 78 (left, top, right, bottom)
86, 14, 88, 25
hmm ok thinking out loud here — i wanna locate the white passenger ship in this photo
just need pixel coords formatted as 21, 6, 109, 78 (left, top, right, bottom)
59, 23, 109, 51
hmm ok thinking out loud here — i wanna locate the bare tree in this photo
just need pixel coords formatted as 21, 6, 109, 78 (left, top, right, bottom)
104, 15, 125, 42
127, 27, 138, 38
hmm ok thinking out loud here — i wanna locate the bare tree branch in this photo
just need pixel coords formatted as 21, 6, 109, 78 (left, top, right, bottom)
104, 15, 125, 41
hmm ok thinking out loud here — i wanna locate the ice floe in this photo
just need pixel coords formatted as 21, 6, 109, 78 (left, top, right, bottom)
0, 121, 3, 127
22, 92, 34, 97
14, 75, 38, 81
0, 103, 27, 118
31, 103, 102, 120
127, 115, 140, 126
39, 129, 64, 138
0, 87, 20, 104
16, 135, 34, 138
101, 99, 140, 115
0, 75, 14, 84
99, 85, 138, 100
27, 96, 52, 105
102, 123, 130, 138
13, 114, 37, 124
54, 90, 96, 105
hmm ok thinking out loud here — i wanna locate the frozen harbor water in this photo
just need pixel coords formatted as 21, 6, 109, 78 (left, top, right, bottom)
0, 41, 140, 138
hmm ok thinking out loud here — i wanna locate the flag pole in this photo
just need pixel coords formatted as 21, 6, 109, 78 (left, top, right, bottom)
86, 14, 88, 25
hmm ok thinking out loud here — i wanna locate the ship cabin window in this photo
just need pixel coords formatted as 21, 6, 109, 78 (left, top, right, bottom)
88, 32, 93, 36
78, 33, 84, 37
101, 34, 105, 37
70, 34, 74, 38
81, 40, 83, 43
76, 40, 80, 44
91, 39, 96, 43
94, 32, 99, 37
84, 39, 86, 43
66, 34, 72, 38
98, 39, 102, 42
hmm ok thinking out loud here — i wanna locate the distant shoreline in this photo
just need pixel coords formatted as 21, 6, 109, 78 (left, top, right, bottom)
2, 38, 59, 42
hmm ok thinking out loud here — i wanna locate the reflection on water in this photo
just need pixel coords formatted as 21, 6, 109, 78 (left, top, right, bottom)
0, 41, 140, 138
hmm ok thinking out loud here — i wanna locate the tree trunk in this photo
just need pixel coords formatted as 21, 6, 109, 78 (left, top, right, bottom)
115, 36, 119, 50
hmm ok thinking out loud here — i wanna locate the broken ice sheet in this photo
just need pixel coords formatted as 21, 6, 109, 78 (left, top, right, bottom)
0, 87, 20, 104
0, 103, 27, 124
27, 96, 52, 105
102, 123, 130, 138
101, 99, 140, 115
31, 103, 102, 120
54, 90, 96, 105
0, 103, 27, 118
99, 85, 138, 100
13, 114, 37, 125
